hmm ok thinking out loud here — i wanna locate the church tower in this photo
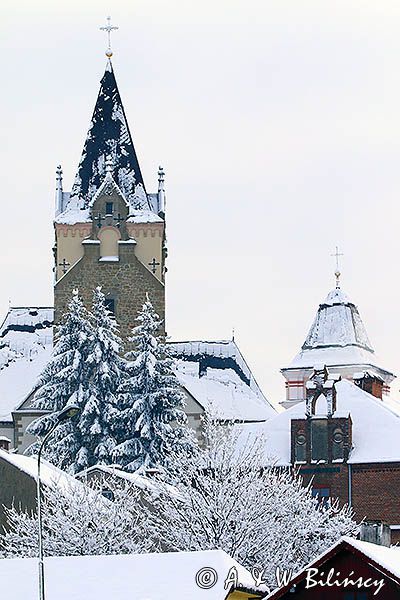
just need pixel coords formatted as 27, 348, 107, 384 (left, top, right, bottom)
281, 273, 395, 408
53, 57, 166, 341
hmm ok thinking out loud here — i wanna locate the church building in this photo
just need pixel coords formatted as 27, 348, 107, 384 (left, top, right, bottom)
241, 276, 400, 543
0, 50, 275, 452
281, 272, 395, 409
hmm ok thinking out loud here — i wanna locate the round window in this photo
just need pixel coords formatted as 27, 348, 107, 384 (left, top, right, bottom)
333, 429, 343, 444
296, 432, 306, 445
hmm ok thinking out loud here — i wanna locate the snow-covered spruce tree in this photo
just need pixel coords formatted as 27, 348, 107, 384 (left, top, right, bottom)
28, 288, 126, 473
112, 296, 194, 472
0, 478, 149, 558
26, 290, 94, 469
140, 420, 359, 590
75, 287, 126, 470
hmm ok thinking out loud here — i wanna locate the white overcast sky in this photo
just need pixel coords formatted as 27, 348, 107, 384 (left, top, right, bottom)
1, 0, 400, 403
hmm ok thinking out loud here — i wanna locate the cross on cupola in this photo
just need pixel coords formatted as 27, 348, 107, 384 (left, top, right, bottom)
331, 246, 344, 289
58, 258, 70, 274
148, 258, 160, 274
100, 16, 118, 59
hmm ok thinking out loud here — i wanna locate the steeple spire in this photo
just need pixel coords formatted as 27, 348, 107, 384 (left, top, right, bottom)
69, 62, 149, 210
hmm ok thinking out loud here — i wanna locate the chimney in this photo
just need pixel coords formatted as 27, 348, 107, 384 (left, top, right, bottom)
360, 521, 391, 547
354, 371, 384, 400
0, 436, 11, 452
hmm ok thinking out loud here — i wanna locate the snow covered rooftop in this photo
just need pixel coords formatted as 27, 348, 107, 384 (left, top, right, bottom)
285, 286, 394, 380
238, 379, 400, 465
169, 339, 275, 421
0, 308, 53, 422
175, 361, 275, 421
0, 549, 257, 600
77, 465, 180, 498
0, 449, 81, 491
265, 536, 400, 599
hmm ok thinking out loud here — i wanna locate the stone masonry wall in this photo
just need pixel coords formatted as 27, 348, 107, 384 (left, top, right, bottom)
54, 241, 165, 346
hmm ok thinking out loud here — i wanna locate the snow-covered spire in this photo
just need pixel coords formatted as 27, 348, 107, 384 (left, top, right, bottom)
68, 61, 150, 210
302, 287, 373, 352
55, 165, 63, 216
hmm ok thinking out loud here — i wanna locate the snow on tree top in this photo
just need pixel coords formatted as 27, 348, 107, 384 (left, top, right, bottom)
69, 61, 150, 210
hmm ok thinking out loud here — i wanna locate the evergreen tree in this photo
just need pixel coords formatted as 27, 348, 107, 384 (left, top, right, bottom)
112, 296, 193, 472
28, 288, 126, 473
79, 287, 126, 468
27, 290, 94, 470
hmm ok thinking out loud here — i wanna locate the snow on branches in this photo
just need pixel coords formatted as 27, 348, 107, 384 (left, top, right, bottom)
27, 291, 195, 474
0, 478, 147, 558
112, 296, 195, 472
139, 420, 359, 588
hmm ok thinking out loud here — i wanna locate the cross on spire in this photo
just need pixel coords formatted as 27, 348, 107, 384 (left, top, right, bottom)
100, 16, 119, 58
331, 246, 344, 289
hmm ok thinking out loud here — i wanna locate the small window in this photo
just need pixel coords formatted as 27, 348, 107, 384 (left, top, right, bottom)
105, 202, 113, 215
312, 487, 330, 507
105, 298, 115, 314
102, 488, 114, 501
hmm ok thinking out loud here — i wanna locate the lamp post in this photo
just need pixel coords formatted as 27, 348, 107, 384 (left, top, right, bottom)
37, 404, 80, 600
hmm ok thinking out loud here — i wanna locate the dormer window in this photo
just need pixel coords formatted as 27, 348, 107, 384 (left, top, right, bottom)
105, 202, 113, 215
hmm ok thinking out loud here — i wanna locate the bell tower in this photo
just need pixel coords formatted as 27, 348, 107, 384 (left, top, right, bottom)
53, 55, 166, 341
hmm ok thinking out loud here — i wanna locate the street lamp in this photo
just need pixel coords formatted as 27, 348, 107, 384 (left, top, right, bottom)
37, 404, 80, 600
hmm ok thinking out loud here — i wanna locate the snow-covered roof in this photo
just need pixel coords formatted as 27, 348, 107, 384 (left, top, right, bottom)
0, 449, 81, 491
285, 287, 395, 380
68, 60, 150, 211
0, 549, 256, 600
265, 536, 400, 599
169, 339, 275, 421
77, 465, 180, 498
238, 379, 400, 465
0, 308, 53, 422
342, 537, 400, 579
175, 360, 275, 421
169, 339, 265, 397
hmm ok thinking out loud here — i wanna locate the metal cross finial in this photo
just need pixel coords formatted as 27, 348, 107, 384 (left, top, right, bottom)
100, 16, 119, 58
331, 246, 344, 289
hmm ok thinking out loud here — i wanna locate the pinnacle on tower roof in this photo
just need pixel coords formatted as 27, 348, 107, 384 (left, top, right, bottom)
302, 286, 373, 352
69, 61, 149, 210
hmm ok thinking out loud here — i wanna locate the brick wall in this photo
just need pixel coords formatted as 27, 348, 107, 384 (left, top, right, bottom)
297, 461, 400, 543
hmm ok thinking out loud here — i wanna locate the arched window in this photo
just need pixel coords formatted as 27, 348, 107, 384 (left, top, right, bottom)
98, 227, 120, 259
